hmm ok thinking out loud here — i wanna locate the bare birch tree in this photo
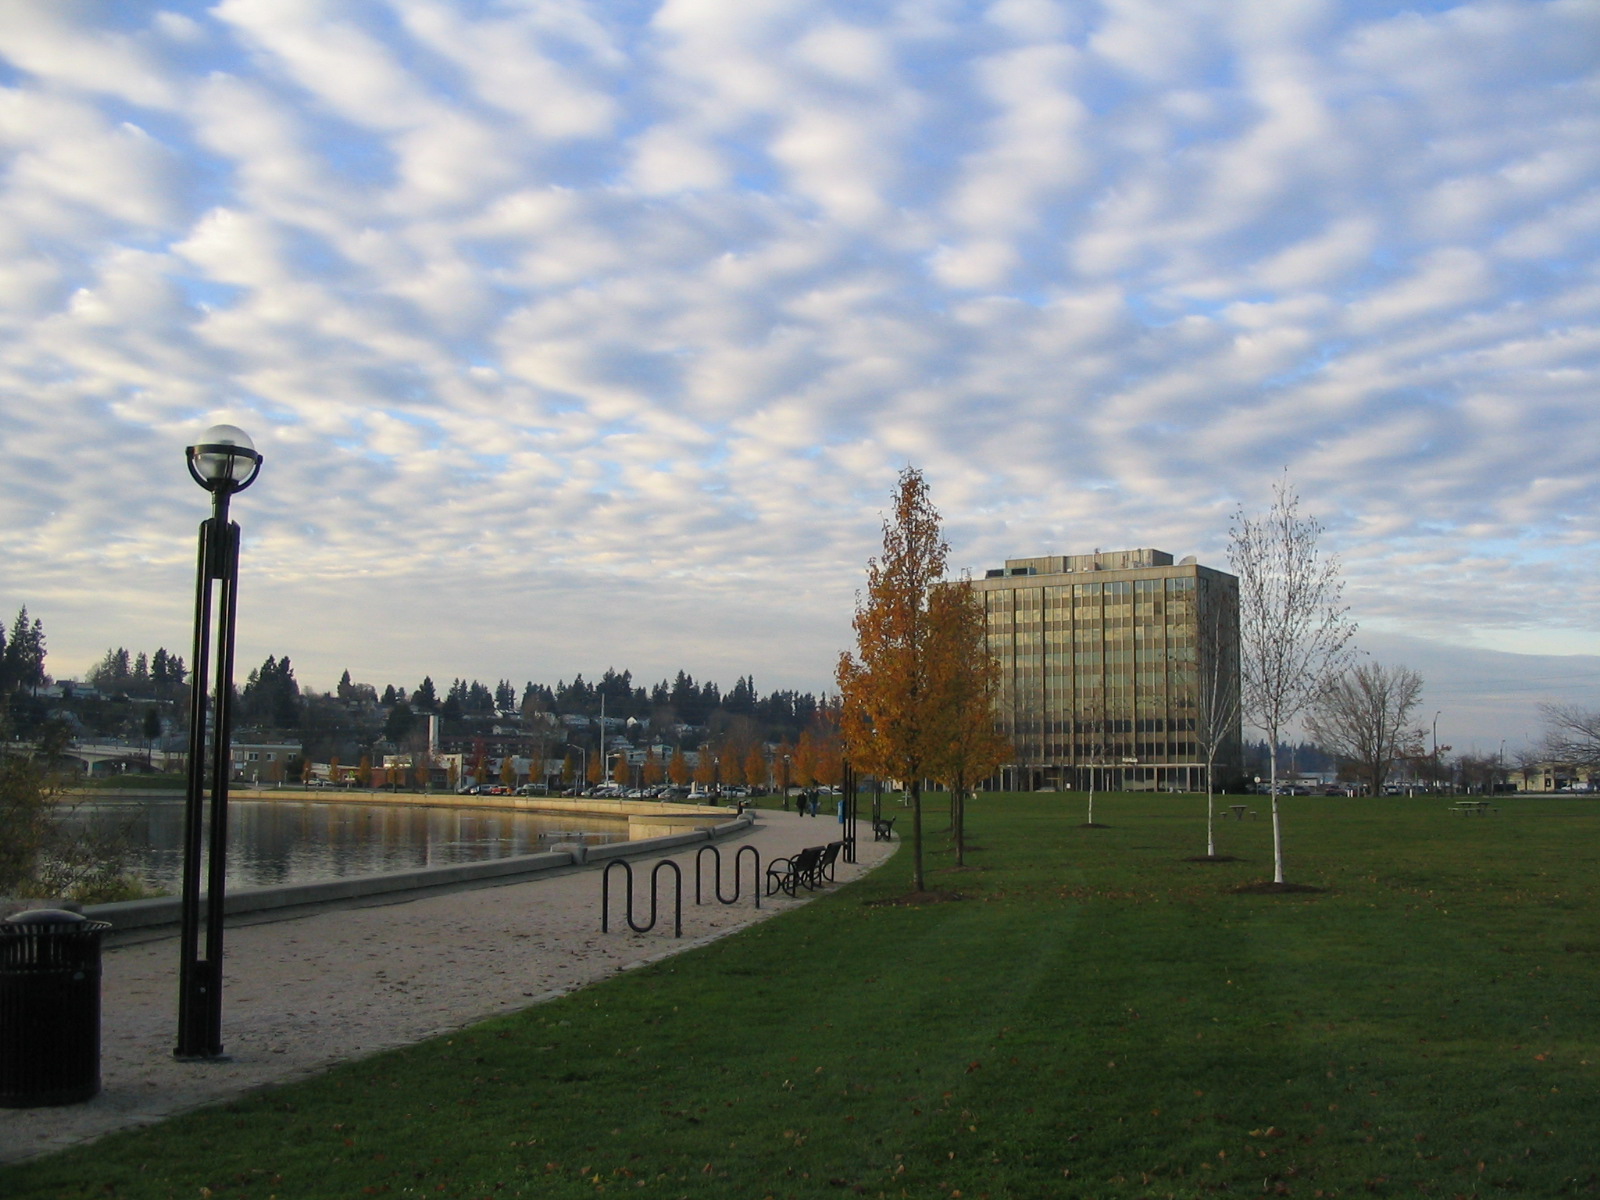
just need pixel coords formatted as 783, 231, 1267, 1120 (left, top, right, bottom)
1190, 578, 1241, 858
1078, 691, 1108, 827
1305, 662, 1425, 796
1229, 475, 1355, 885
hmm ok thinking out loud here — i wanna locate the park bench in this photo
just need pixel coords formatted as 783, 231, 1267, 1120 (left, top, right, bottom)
813, 841, 843, 886
872, 816, 897, 841
766, 845, 826, 897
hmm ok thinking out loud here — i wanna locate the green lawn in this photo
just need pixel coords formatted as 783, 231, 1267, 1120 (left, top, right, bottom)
6, 792, 1600, 1199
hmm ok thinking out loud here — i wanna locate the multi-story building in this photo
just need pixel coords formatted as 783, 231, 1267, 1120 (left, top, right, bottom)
971, 549, 1241, 793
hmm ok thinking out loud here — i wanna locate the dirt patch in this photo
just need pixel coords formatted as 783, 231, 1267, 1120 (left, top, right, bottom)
1228, 881, 1328, 895
866, 890, 969, 907
1184, 854, 1243, 863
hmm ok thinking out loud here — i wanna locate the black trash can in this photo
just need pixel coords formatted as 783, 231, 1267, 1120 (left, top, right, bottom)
0, 909, 112, 1107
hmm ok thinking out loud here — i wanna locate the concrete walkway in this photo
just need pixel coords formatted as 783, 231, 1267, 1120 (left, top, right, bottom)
0, 809, 894, 1165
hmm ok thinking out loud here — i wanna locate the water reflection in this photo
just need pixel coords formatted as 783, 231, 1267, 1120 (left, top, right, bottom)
63, 799, 628, 893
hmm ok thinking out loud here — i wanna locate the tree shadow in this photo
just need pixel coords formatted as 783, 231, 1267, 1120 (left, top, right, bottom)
1228, 881, 1328, 895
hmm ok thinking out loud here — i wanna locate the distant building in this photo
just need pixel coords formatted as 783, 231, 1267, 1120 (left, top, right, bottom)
971, 549, 1241, 793
1510, 762, 1597, 793
231, 740, 303, 783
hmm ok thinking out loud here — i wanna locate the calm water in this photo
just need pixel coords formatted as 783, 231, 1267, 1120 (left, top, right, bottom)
63, 798, 628, 893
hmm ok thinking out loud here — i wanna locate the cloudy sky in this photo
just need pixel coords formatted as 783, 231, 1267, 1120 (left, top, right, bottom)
2, 0, 1597, 749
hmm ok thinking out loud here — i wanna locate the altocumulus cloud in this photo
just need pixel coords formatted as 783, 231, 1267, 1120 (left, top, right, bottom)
0, 0, 1597, 747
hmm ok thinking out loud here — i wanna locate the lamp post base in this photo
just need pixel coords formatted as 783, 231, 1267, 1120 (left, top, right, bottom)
174, 958, 226, 1061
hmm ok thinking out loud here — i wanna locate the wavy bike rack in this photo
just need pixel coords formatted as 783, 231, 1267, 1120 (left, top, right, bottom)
694, 844, 761, 908
601, 858, 683, 937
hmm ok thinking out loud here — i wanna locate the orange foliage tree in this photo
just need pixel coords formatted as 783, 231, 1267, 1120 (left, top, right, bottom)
744, 744, 768, 793
836, 466, 949, 892
791, 730, 818, 789
925, 574, 1012, 866
642, 749, 664, 787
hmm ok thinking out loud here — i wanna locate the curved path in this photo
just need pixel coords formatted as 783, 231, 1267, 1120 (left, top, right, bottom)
0, 809, 896, 1164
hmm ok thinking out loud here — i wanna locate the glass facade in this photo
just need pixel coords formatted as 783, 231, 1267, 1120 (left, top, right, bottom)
973, 550, 1240, 792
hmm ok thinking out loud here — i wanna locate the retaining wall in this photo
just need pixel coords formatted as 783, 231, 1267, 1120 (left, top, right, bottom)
76, 812, 754, 939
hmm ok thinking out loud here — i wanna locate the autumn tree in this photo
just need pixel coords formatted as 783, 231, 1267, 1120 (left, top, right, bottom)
1306, 662, 1425, 797
791, 729, 818, 788
668, 747, 690, 787
923, 575, 1011, 866
744, 744, 767, 793
1229, 474, 1355, 885
813, 725, 844, 791
693, 752, 716, 790
837, 466, 951, 893
719, 743, 746, 788
642, 749, 665, 787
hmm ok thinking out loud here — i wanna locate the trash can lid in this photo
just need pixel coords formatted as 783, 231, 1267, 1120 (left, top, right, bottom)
4, 909, 87, 925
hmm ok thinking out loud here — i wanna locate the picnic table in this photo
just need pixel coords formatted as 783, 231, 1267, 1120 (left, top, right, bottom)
1229, 804, 1248, 820
1449, 799, 1498, 815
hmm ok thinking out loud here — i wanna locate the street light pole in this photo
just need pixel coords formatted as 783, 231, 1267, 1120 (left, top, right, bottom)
175, 425, 262, 1060
1440, 713, 1452, 800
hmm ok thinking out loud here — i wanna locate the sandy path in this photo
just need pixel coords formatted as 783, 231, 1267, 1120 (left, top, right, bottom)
0, 810, 894, 1165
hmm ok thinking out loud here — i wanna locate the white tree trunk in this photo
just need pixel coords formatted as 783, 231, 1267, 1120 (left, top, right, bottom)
1269, 741, 1285, 884
1205, 758, 1216, 858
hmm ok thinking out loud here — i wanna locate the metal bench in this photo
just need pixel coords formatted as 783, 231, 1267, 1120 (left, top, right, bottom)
813, 841, 843, 886
766, 845, 826, 897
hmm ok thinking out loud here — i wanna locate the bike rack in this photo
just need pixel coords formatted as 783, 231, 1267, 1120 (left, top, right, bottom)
694, 844, 761, 908
601, 859, 683, 937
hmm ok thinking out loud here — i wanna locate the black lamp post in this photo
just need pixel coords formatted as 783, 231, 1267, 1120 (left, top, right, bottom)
175, 425, 262, 1060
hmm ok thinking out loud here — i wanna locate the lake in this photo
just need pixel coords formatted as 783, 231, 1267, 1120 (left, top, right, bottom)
60, 797, 629, 893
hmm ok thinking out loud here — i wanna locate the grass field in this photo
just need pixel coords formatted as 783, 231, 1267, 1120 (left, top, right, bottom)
4, 792, 1599, 1199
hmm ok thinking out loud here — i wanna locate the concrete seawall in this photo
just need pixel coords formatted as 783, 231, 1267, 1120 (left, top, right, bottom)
83, 811, 755, 939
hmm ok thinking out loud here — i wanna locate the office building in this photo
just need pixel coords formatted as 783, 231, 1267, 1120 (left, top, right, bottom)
971, 549, 1241, 792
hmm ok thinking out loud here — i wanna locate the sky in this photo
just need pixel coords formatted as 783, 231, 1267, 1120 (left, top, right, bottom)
1, 0, 1597, 752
